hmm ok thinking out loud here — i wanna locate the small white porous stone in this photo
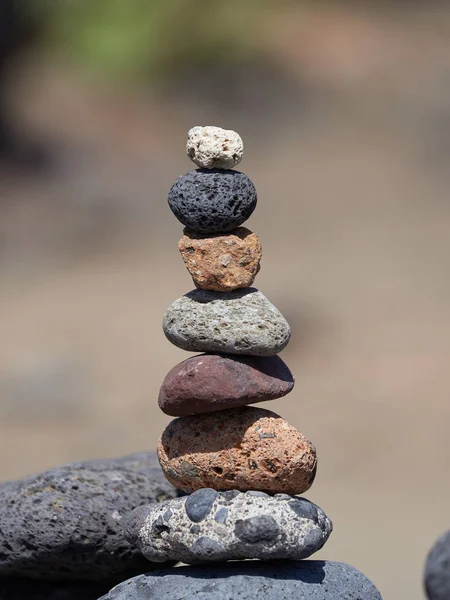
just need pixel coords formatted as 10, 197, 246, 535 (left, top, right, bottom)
186, 126, 244, 169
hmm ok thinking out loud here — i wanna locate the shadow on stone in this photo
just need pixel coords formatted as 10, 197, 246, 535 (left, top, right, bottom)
174, 560, 327, 583
184, 287, 258, 304
0, 578, 110, 600
98, 560, 384, 599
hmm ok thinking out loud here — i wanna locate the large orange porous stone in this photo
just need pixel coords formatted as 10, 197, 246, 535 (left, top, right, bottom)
178, 227, 262, 292
157, 407, 317, 494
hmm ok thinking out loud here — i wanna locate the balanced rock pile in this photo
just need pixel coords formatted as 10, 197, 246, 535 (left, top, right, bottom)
101, 126, 382, 599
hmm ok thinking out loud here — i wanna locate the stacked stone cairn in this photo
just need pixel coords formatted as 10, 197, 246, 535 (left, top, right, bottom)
99, 126, 383, 599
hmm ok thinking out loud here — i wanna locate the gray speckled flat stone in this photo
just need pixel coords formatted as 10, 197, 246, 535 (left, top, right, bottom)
425, 530, 450, 600
162, 288, 291, 356
0, 453, 179, 582
98, 560, 383, 599
125, 489, 332, 564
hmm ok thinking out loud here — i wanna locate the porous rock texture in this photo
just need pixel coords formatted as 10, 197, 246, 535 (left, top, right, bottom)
0, 453, 178, 582
157, 406, 317, 494
158, 353, 294, 416
425, 530, 450, 600
125, 489, 332, 564
98, 560, 383, 600
178, 227, 261, 292
186, 126, 243, 170
168, 169, 257, 233
162, 288, 291, 356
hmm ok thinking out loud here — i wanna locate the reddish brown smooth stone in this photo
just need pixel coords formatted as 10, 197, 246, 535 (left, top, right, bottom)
157, 406, 317, 494
158, 354, 294, 417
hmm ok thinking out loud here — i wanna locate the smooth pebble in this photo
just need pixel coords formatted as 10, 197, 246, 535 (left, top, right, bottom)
158, 353, 294, 416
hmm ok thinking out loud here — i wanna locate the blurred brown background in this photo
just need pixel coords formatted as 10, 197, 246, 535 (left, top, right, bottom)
1, 1, 450, 598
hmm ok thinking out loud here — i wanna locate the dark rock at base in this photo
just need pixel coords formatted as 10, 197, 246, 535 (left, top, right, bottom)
97, 560, 383, 599
158, 354, 294, 416
425, 530, 450, 600
168, 169, 257, 234
0, 453, 179, 582
0, 578, 109, 600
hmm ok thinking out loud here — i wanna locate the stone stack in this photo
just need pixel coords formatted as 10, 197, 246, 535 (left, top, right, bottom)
101, 126, 382, 599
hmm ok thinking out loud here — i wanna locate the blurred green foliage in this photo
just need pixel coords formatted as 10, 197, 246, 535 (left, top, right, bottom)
31, 0, 274, 82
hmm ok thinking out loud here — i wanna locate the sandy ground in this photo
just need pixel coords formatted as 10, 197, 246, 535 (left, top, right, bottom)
1, 5, 450, 599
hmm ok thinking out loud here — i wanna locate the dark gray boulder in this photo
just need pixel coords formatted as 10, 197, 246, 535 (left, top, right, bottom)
0, 453, 179, 582
98, 560, 382, 599
425, 530, 450, 600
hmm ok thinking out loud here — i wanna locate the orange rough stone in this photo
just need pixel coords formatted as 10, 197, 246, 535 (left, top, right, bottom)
178, 228, 262, 292
157, 407, 317, 494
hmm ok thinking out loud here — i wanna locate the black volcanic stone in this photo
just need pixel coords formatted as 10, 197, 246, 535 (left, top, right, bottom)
425, 530, 450, 600
97, 560, 383, 599
168, 169, 257, 233
0, 453, 179, 582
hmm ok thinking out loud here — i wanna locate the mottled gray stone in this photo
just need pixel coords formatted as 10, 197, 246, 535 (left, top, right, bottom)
98, 561, 383, 599
162, 288, 291, 356
0, 453, 179, 582
125, 490, 332, 564
168, 169, 257, 233
425, 530, 450, 600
